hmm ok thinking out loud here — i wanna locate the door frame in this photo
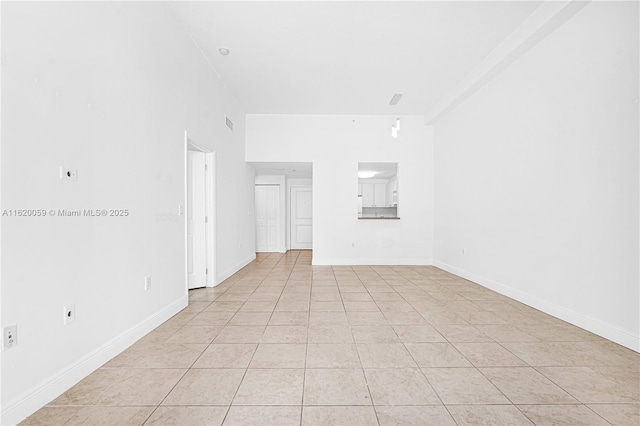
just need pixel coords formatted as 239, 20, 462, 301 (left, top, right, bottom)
289, 184, 313, 250
184, 130, 216, 289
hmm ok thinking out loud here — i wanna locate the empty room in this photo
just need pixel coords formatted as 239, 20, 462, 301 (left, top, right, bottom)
1, 1, 638, 425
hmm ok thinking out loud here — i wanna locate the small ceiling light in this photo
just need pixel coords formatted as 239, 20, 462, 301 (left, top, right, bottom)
389, 93, 403, 105
218, 47, 230, 56
358, 171, 377, 179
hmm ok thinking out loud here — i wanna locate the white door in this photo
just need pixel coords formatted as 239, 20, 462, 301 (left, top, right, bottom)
290, 186, 313, 250
255, 185, 280, 252
187, 150, 207, 289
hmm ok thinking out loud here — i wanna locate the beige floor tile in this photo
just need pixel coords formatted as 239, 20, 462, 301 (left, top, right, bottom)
422, 368, 509, 404
164, 325, 224, 344
105, 343, 207, 368
19, 406, 81, 426
307, 326, 354, 343
188, 311, 236, 326
96, 368, 185, 405
375, 405, 456, 426
420, 310, 469, 324
303, 369, 371, 405
309, 312, 349, 326
261, 325, 307, 343
249, 343, 306, 368
205, 302, 243, 313
476, 324, 540, 343
480, 367, 578, 404
447, 405, 533, 425
64, 406, 155, 426
302, 406, 378, 426
343, 301, 379, 311
518, 404, 610, 425
453, 342, 527, 367
376, 301, 415, 312
146, 406, 228, 425
587, 403, 640, 425
357, 343, 417, 368
310, 301, 345, 312
364, 368, 440, 405
351, 325, 400, 343
538, 366, 639, 403
392, 325, 446, 343
311, 292, 342, 302
275, 300, 311, 312
223, 406, 301, 426
268, 311, 308, 326
306, 344, 361, 368
433, 324, 493, 342
405, 343, 472, 367
347, 311, 389, 326
233, 369, 304, 405
383, 311, 428, 325
341, 293, 374, 302
213, 326, 265, 343
238, 301, 276, 312
49, 368, 128, 405
192, 343, 257, 368
163, 369, 244, 405
227, 312, 272, 326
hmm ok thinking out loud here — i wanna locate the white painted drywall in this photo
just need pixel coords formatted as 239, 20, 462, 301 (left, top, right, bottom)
246, 115, 433, 265
0, 2, 255, 423
433, 2, 639, 350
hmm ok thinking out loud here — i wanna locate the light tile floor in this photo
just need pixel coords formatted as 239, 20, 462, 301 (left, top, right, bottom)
22, 250, 640, 425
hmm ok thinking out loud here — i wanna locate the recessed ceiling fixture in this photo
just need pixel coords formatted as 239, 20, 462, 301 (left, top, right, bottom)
358, 171, 377, 179
218, 47, 230, 56
389, 93, 403, 105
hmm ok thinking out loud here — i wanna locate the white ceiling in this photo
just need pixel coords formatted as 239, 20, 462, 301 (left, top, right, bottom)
170, 1, 542, 116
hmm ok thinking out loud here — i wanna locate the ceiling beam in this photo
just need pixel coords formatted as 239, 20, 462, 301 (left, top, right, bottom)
424, 0, 590, 125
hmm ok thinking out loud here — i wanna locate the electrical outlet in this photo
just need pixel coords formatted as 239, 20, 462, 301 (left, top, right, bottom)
63, 304, 75, 325
144, 275, 151, 291
59, 167, 78, 181
2, 325, 18, 350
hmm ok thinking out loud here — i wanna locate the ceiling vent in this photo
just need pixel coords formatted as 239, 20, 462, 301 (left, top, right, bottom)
225, 116, 234, 131
389, 93, 403, 105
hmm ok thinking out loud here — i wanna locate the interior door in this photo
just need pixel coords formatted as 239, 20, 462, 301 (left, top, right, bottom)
255, 185, 280, 252
187, 150, 207, 289
290, 186, 313, 250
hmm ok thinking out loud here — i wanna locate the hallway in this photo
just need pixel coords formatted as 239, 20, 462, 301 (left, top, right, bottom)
22, 251, 639, 425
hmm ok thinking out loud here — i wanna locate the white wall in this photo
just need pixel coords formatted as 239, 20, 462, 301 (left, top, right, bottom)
0, 2, 255, 423
433, 2, 639, 350
246, 115, 433, 265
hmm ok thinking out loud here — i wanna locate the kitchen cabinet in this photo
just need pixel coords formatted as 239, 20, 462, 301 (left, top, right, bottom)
361, 182, 387, 207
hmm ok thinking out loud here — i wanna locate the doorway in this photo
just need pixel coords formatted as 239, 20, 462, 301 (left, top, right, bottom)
255, 184, 281, 252
185, 132, 216, 289
290, 185, 313, 250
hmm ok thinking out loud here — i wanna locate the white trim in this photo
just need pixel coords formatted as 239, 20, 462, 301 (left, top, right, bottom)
216, 253, 256, 284
433, 260, 640, 352
0, 296, 188, 426
313, 258, 433, 266
185, 131, 217, 289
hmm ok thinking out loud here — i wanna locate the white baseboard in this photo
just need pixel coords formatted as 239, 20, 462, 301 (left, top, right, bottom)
0, 296, 188, 426
433, 260, 640, 352
215, 253, 256, 285
313, 258, 433, 266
